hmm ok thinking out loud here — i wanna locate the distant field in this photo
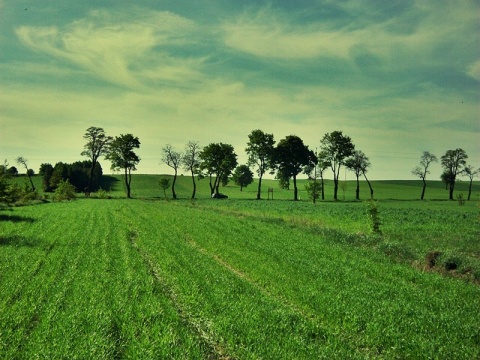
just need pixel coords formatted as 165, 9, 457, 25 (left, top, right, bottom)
16, 173, 480, 201
1, 174, 479, 358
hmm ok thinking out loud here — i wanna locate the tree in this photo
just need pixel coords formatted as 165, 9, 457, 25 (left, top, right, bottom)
320, 131, 355, 200
199, 143, 237, 195
303, 150, 321, 203
440, 148, 468, 200
274, 135, 315, 201
81, 126, 112, 192
411, 151, 438, 200
462, 165, 479, 201
106, 134, 140, 198
161, 144, 182, 200
159, 178, 170, 200
440, 170, 451, 190
7, 166, 18, 177
182, 141, 201, 200
16, 156, 35, 191
245, 129, 276, 199
345, 150, 371, 200
40, 163, 54, 192
232, 165, 254, 191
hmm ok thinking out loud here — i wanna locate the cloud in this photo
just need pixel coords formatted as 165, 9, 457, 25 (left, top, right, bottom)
466, 60, 480, 81
15, 10, 198, 89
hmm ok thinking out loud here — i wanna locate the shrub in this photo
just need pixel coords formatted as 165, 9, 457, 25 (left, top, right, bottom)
366, 200, 381, 234
54, 179, 76, 201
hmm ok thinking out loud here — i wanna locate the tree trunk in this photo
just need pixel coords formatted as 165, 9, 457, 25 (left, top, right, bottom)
27, 173, 36, 192
468, 180, 472, 200
420, 178, 426, 200
256, 175, 262, 200
355, 176, 360, 200
124, 168, 131, 198
449, 183, 454, 200
320, 175, 325, 200
190, 170, 196, 199
293, 175, 298, 201
172, 169, 177, 200
363, 172, 374, 199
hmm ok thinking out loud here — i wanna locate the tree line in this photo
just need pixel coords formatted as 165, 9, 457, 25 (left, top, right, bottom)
1, 127, 478, 202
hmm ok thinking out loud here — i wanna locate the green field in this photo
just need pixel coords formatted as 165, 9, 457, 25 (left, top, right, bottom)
1, 175, 480, 358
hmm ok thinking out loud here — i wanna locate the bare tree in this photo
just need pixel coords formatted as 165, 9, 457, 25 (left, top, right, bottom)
16, 156, 35, 191
161, 144, 182, 200
462, 165, 479, 201
182, 141, 201, 200
411, 151, 437, 200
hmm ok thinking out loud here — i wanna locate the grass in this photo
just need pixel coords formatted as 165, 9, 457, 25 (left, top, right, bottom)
1, 174, 480, 358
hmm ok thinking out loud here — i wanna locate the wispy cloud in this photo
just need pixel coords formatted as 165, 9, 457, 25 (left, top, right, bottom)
15, 10, 199, 90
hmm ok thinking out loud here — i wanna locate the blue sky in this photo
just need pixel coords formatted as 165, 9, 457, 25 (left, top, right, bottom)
1, 0, 479, 180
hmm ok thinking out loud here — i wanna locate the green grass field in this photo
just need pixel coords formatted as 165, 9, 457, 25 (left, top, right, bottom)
1, 174, 479, 358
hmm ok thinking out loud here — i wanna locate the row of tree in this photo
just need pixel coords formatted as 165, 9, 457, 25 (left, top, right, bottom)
162, 130, 478, 202
2, 127, 477, 202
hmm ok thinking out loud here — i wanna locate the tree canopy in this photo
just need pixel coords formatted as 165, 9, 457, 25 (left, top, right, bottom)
274, 135, 315, 201
440, 148, 467, 200
81, 127, 112, 192
106, 134, 140, 198
199, 143, 237, 195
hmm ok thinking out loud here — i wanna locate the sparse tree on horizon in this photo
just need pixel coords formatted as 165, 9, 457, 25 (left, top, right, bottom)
16, 156, 35, 192
245, 129, 276, 200
411, 151, 438, 200
81, 126, 112, 193
274, 135, 315, 201
461, 164, 479, 201
161, 144, 182, 200
320, 131, 355, 200
345, 150, 371, 200
182, 141, 201, 200
199, 143, 237, 196
106, 134, 140, 198
441, 148, 468, 200
232, 165, 254, 191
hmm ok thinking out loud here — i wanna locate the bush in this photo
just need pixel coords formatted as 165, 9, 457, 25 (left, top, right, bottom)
95, 189, 111, 199
54, 179, 76, 201
366, 200, 381, 234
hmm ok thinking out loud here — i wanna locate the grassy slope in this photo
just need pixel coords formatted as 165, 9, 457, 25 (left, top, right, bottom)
1, 199, 479, 358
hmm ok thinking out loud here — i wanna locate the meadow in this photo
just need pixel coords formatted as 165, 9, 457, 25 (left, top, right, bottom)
1, 174, 479, 358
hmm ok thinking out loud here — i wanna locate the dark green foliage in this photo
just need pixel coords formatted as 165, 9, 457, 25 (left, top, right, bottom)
246, 129, 276, 199
232, 165, 253, 191
106, 134, 140, 198
159, 178, 170, 200
274, 135, 315, 201
47, 161, 102, 193
441, 148, 468, 200
320, 131, 355, 200
366, 199, 381, 234
305, 180, 321, 203
199, 143, 237, 195
53, 179, 76, 201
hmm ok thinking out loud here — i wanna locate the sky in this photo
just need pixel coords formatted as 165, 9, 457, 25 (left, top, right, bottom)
1, 0, 479, 180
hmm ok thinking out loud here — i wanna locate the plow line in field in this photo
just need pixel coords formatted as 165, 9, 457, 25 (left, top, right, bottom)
127, 224, 234, 360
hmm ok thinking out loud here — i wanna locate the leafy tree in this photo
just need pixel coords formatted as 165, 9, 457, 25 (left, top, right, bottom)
440, 148, 468, 200
16, 156, 35, 191
106, 134, 140, 198
81, 126, 112, 192
320, 131, 355, 200
158, 178, 170, 200
411, 151, 437, 200
161, 144, 182, 200
345, 150, 371, 200
461, 165, 479, 201
245, 129, 276, 199
182, 141, 201, 200
199, 143, 237, 195
276, 168, 290, 190
274, 135, 315, 201
40, 163, 54, 192
7, 166, 18, 177
440, 170, 451, 190
304, 150, 330, 201
232, 165, 254, 191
